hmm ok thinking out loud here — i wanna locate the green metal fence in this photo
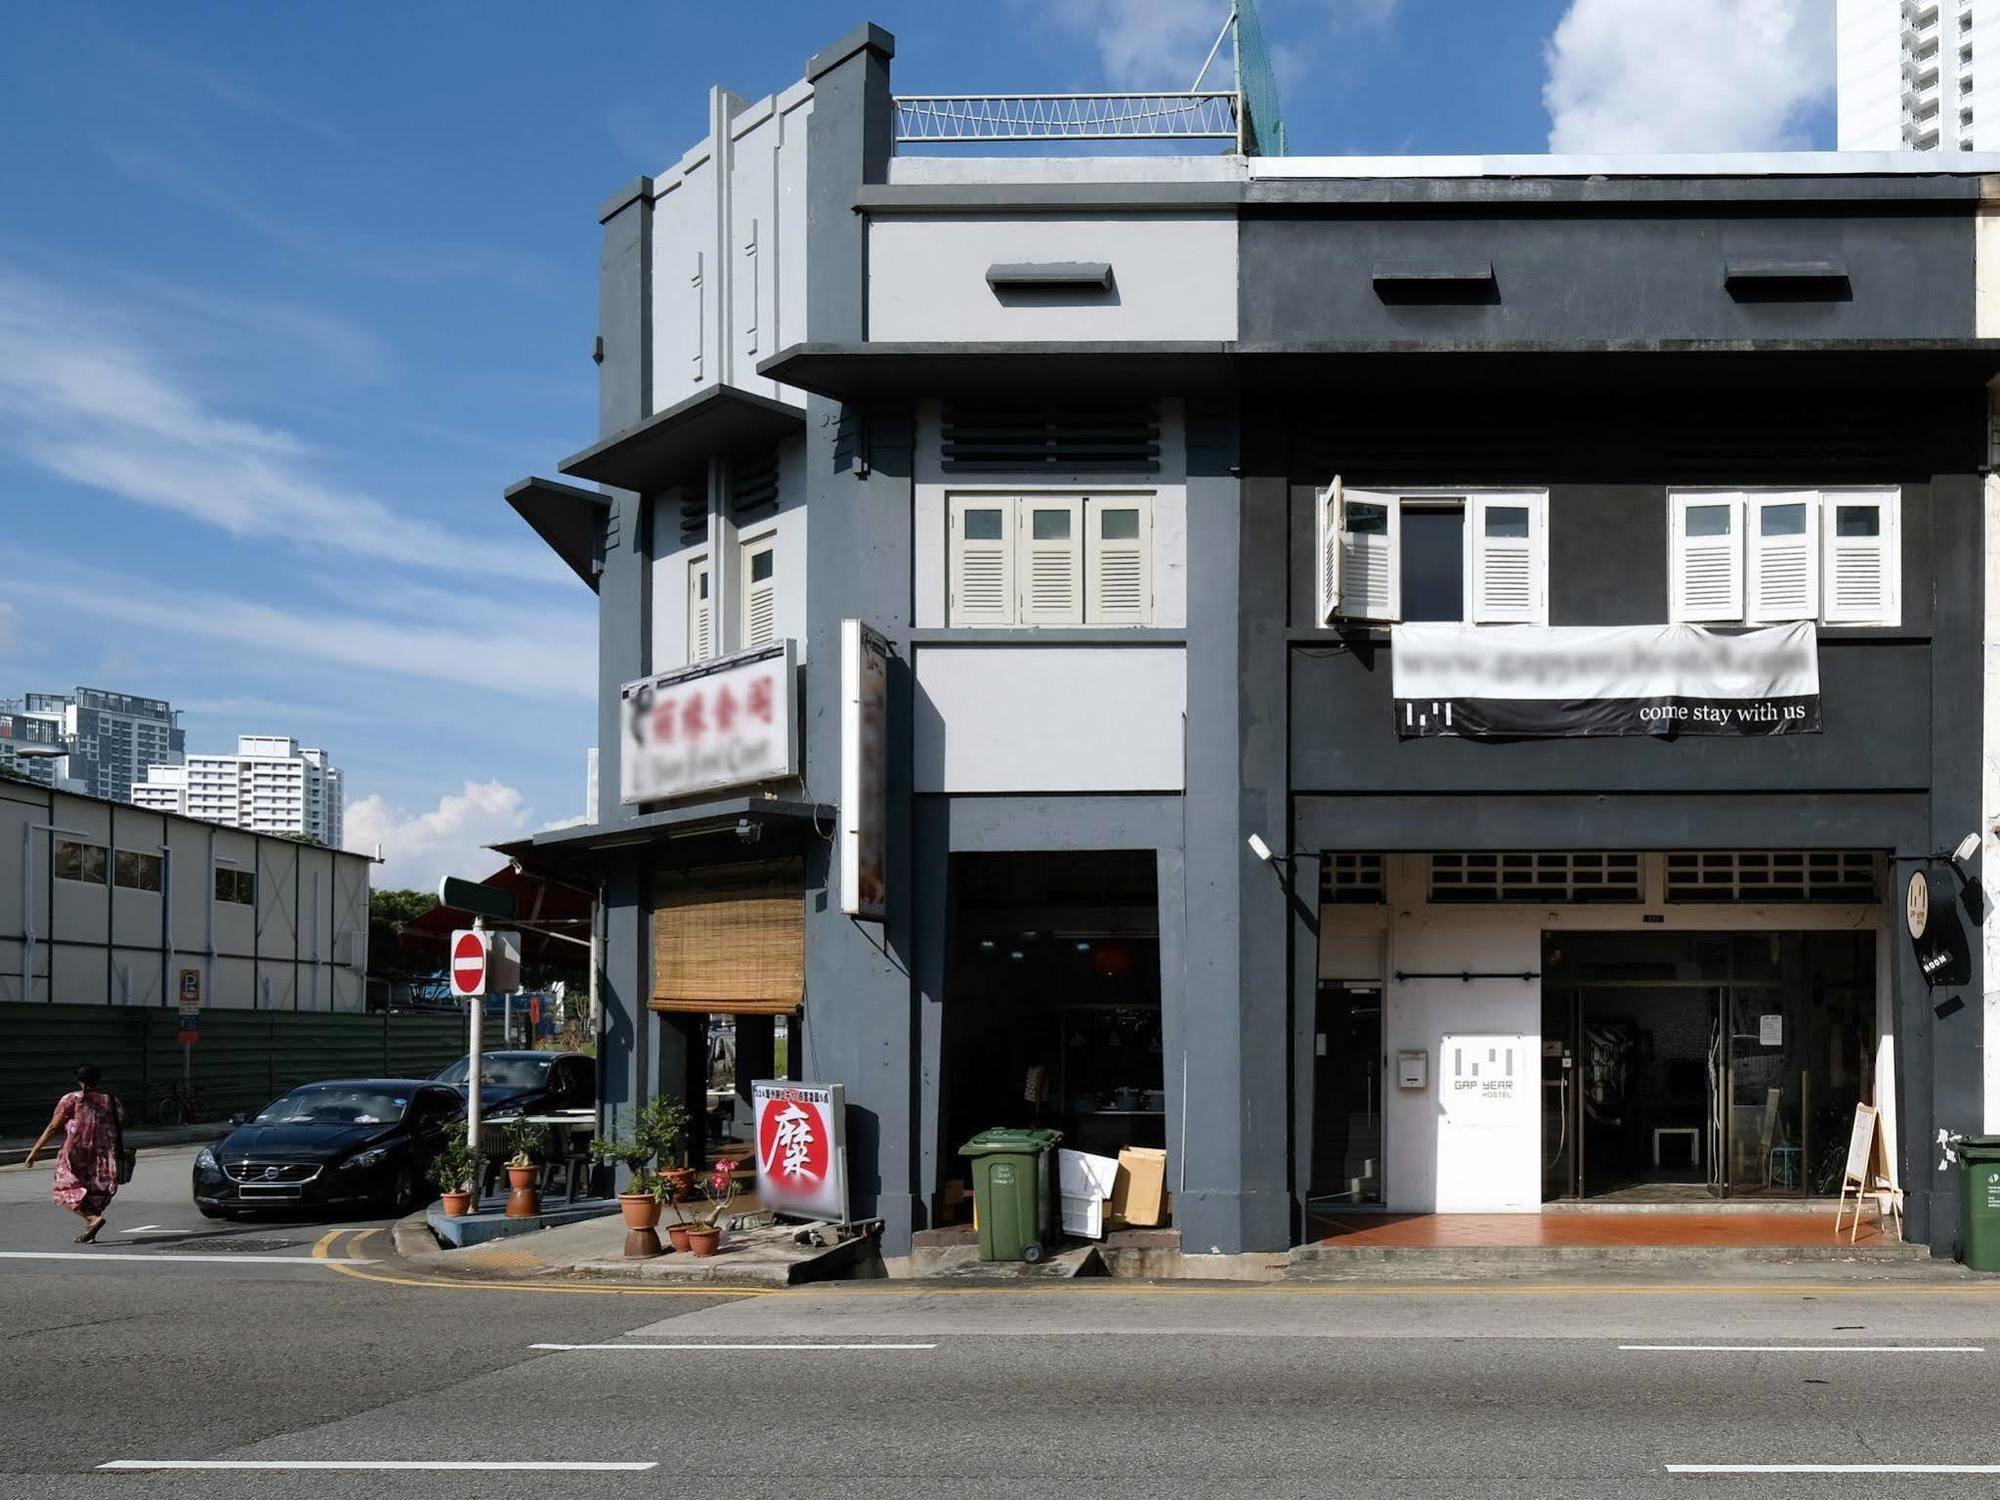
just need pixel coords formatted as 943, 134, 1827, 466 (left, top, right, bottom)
0, 1005, 465, 1132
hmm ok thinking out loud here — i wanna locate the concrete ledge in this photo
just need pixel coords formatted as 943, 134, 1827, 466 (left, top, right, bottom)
425, 1199, 618, 1249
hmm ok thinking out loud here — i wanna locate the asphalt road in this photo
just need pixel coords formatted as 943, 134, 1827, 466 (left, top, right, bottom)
8, 1147, 2000, 1498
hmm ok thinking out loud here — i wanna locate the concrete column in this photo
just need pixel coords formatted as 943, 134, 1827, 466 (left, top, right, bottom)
1177, 400, 1294, 1253
735, 1013, 775, 1136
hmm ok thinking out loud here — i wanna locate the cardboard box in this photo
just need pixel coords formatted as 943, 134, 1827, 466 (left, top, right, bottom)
1109, 1147, 1168, 1227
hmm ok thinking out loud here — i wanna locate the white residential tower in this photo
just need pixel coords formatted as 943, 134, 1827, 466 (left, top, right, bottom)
135, 735, 344, 847
1838, 0, 2000, 151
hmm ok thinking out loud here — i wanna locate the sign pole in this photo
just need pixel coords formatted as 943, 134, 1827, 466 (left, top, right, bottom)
503, 988, 512, 1050
466, 918, 484, 1168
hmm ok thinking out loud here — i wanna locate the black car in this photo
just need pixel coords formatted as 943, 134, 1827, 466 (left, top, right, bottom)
431, 1051, 595, 1120
192, 1080, 464, 1219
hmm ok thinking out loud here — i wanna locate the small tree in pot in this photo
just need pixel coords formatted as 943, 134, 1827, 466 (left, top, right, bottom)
429, 1135, 479, 1217
502, 1118, 550, 1219
590, 1096, 690, 1256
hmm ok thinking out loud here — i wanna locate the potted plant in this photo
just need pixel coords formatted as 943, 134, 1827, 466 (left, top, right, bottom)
589, 1097, 691, 1257
503, 1118, 550, 1219
429, 1135, 478, 1217
685, 1156, 737, 1257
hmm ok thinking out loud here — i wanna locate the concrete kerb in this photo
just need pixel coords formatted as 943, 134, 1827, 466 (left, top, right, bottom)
0, 1121, 228, 1169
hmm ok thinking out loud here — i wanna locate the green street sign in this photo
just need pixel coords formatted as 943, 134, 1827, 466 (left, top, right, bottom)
436, 875, 518, 922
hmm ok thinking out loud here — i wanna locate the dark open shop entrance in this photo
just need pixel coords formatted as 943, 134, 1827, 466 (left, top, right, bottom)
1541, 930, 1877, 1201
937, 851, 1164, 1221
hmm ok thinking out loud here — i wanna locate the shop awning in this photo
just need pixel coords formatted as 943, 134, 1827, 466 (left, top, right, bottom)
397, 864, 592, 964
558, 383, 806, 493
649, 858, 804, 1016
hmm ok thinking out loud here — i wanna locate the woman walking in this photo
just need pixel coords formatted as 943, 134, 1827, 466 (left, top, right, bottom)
23, 1065, 125, 1243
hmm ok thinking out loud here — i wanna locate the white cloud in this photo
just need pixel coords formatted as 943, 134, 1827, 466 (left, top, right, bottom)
1543, 0, 1833, 153
4, 556, 595, 703
347, 779, 534, 892
0, 264, 564, 582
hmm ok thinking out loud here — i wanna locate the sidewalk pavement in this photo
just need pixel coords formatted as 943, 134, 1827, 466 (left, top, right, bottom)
0, 1121, 229, 1168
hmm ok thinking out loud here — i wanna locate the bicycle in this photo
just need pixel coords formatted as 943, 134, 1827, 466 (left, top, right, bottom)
154, 1078, 208, 1127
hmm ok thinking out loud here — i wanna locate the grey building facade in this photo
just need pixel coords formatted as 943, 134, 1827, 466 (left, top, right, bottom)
508, 23, 1999, 1258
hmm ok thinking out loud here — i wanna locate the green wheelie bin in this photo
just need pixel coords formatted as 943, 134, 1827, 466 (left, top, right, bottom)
960, 1127, 1062, 1263
1958, 1137, 2000, 1271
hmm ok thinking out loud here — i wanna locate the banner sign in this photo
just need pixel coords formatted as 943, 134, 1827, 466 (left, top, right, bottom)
621, 641, 797, 804
752, 1080, 848, 1224
838, 620, 889, 922
1390, 622, 1819, 739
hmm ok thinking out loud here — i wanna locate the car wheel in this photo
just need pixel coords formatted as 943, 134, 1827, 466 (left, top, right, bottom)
387, 1165, 416, 1216
198, 1204, 234, 1221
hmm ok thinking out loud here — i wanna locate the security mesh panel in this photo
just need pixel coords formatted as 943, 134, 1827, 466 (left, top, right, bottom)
730, 453, 781, 522
941, 406, 1159, 473
1664, 851, 1879, 903
1428, 852, 1642, 904
1320, 853, 1386, 905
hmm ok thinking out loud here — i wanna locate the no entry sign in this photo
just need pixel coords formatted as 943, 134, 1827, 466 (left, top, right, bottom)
449, 929, 488, 998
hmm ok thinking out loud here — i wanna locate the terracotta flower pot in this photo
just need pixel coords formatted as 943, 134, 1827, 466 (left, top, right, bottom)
666, 1222, 692, 1252
617, 1192, 662, 1231
686, 1224, 721, 1257
440, 1189, 473, 1217
664, 1167, 697, 1204
505, 1163, 542, 1219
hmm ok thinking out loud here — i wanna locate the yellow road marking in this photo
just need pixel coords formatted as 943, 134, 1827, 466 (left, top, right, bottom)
310, 1229, 348, 1260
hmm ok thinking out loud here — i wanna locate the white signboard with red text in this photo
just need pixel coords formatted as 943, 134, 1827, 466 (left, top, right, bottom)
752, 1080, 848, 1224
620, 641, 797, 805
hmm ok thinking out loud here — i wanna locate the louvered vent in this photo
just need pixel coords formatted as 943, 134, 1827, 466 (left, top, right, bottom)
1429, 852, 1642, 904
731, 453, 780, 521
1480, 552, 1532, 614
1321, 853, 1386, 905
678, 494, 707, 546
1664, 851, 1878, 903
746, 587, 777, 648
942, 405, 1159, 472
1682, 550, 1736, 612
958, 551, 1008, 617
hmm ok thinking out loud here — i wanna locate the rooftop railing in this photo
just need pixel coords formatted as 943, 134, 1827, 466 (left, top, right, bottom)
891, 91, 1244, 150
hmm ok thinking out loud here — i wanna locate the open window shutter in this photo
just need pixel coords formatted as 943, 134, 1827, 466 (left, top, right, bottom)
1469, 493, 1545, 624
741, 537, 778, 647
1745, 491, 1819, 623
1085, 498, 1151, 625
1018, 497, 1083, 625
1336, 491, 1400, 622
1670, 493, 1744, 623
687, 558, 711, 661
948, 497, 1015, 626
1821, 490, 1899, 625
1315, 477, 1343, 625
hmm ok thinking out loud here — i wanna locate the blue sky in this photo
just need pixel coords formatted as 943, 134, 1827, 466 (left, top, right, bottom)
0, 1, 1837, 888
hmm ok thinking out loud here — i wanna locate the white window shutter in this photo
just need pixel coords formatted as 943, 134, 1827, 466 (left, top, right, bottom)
948, 497, 1015, 626
1337, 491, 1400, 622
1085, 498, 1152, 625
1315, 477, 1343, 625
1821, 489, 1900, 625
1745, 491, 1819, 623
1670, 493, 1744, 623
1017, 498, 1083, 625
741, 538, 778, 648
687, 558, 711, 661
1469, 492, 1546, 624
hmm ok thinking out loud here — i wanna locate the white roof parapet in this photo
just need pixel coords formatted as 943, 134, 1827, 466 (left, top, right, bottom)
1252, 151, 2000, 180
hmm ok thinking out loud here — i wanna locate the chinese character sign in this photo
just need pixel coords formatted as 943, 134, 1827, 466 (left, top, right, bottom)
752, 1080, 848, 1223
620, 642, 796, 804
839, 620, 889, 922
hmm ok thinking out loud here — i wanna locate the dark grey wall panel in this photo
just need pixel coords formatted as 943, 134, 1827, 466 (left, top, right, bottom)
1291, 641, 1932, 795
1241, 208, 1976, 345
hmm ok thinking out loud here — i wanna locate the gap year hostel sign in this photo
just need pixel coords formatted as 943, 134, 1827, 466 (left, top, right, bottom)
752, 1080, 849, 1223
620, 642, 797, 804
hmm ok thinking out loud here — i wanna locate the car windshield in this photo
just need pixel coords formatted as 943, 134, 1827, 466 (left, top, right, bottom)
433, 1054, 554, 1090
255, 1086, 410, 1126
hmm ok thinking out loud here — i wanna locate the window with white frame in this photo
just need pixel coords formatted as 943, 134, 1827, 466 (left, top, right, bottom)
947, 494, 1154, 626
687, 556, 712, 661
1667, 488, 1899, 627
740, 534, 778, 648
1314, 483, 1549, 626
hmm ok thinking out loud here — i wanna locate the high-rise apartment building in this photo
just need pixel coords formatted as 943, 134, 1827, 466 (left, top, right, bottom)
1838, 0, 2000, 151
134, 735, 344, 847
1, 687, 183, 801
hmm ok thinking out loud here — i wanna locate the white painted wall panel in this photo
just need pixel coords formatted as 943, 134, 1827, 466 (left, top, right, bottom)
914, 646, 1185, 793
868, 212, 1237, 343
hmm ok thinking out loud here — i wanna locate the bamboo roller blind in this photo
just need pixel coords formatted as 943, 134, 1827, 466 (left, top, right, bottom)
650, 858, 804, 1015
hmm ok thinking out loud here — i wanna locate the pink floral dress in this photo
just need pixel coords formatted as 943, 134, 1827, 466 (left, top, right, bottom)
50, 1090, 120, 1216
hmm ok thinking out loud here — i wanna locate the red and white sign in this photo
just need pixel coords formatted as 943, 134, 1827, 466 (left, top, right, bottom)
619, 642, 797, 805
752, 1080, 848, 1224
449, 929, 488, 999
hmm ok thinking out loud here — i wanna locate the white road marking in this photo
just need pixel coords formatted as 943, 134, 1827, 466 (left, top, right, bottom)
100, 1460, 656, 1473
530, 1342, 938, 1351
0, 1251, 362, 1266
1616, 1352, 1976, 1360
120, 1225, 192, 1237
1668, 1464, 2000, 1475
